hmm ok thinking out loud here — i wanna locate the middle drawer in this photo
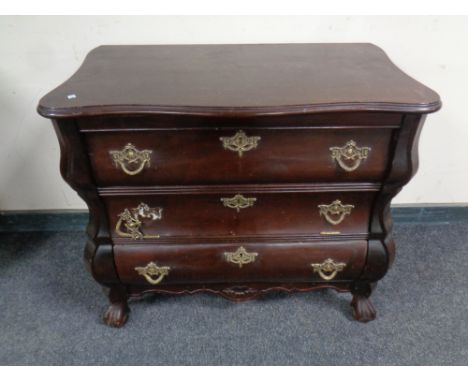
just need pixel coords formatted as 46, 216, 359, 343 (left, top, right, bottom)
103, 190, 376, 240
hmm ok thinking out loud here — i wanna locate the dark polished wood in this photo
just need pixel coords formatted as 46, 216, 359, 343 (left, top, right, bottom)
85, 126, 395, 185
115, 241, 367, 285
103, 285, 129, 328
104, 191, 376, 238
38, 44, 440, 117
38, 44, 440, 327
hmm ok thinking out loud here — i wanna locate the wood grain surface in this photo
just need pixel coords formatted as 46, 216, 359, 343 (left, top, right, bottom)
37, 44, 441, 118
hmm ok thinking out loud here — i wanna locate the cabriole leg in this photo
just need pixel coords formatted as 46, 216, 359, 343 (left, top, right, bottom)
351, 282, 377, 323
103, 285, 130, 328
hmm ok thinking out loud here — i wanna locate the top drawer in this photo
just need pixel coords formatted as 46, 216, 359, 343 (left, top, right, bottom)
83, 126, 395, 186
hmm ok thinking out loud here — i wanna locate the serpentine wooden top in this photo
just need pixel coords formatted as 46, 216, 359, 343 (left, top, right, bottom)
38, 43, 441, 118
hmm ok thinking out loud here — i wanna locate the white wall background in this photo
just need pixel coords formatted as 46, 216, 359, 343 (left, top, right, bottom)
0, 15, 467, 210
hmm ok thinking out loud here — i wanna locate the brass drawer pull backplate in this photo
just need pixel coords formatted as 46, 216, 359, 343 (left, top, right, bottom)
115, 203, 162, 240
221, 194, 257, 212
224, 246, 258, 268
330, 140, 370, 172
318, 199, 354, 225
311, 258, 346, 281
135, 262, 170, 285
220, 130, 261, 157
110, 143, 152, 175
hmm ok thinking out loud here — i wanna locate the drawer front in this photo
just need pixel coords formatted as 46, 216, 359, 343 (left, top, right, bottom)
104, 191, 376, 240
85, 127, 394, 185
114, 241, 367, 285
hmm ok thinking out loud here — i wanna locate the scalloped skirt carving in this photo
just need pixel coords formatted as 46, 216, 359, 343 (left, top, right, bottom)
127, 282, 352, 302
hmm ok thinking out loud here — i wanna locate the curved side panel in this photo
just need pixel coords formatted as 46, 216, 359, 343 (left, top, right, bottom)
362, 114, 426, 281
52, 118, 120, 286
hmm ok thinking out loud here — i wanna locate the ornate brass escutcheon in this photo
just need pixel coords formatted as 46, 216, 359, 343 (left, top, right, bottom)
318, 200, 354, 225
134, 262, 170, 285
115, 203, 162, 240
109, 143, 152, 175
311, 258, 346, 281
330, 140, 371, 172
219, 130, 261, 157
224, 246, 258, 268
220, 194, 257, 212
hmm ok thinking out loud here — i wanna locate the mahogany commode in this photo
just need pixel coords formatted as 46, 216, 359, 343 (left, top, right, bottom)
38, 44, 441, 327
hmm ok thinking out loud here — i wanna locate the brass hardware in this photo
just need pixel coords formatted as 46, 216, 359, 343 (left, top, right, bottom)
320, 231, 341, 235
109, 143, 152, 175
318, 200, 354, 225
221, 194, 257, 212
311, 258, 346, 281
115, 203, 162, 240
220, 130, 261, 157
134, 262, 170, 285
330, 140, 371, 172
224, 246, 258, 268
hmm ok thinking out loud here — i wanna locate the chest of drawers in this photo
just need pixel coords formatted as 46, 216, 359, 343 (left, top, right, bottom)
38, 44, 440, 327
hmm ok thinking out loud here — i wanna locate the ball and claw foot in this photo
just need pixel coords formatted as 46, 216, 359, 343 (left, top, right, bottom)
351, 295, 376, 323
103, 303, 129, 328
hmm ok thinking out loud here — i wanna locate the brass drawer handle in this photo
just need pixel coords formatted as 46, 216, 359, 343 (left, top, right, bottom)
311, 258, 346, 281
135, 262, 170, 285
221, 194, 257, 212
330, 140, 370, 172
224, 246, 258, 268
318, 200, 354, 225
115, 203, 162, 240
220, 130, 261, 157
109, 143, 152, 175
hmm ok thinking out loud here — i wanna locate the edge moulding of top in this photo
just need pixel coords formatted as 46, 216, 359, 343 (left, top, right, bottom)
37, 101, 443, 119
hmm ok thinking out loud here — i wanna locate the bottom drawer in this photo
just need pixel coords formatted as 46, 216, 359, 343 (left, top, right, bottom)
114, 241, 367, 285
